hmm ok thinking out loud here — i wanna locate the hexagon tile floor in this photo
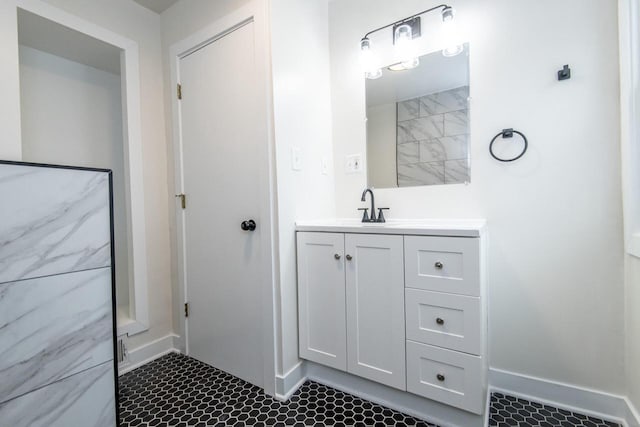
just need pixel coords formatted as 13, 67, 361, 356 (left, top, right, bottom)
118, 352, 622, 427
488, 392, 621, 427
118, 352, 438, 426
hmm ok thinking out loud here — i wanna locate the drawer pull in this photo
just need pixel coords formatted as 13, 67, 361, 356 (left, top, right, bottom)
346, 254, 353, 261
334, 253, 341, 260
437, 373, 445, 382
434, 261, 443, 269
436, 317, 445, 325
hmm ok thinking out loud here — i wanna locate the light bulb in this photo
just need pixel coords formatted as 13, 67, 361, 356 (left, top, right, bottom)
441, 6, 455, 23
395, 24, 412, 45
360, 38, 382, 79
393, 24, 419, 70
442, 45, 464, 57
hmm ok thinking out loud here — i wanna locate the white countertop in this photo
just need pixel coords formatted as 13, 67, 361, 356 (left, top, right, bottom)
295, 218, 487, 237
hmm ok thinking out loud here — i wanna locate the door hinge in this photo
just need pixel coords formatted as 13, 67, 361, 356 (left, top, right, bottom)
177, 83, 182, 100
184, 302, 189, 318
175, 193, 186, 209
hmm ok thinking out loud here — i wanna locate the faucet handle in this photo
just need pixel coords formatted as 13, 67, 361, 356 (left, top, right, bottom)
357, 208, 370, 222
377, 208, 389, 223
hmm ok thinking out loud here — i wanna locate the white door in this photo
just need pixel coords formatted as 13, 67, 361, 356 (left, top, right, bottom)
178, 21, 265, 387
297, 232, 347, 370
345, 233, 406, 390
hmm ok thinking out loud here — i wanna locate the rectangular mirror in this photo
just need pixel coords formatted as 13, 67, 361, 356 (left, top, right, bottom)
366, 44, 470, 188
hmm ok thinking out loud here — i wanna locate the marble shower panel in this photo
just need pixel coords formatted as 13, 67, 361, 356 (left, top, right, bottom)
0, 267, 113, 403
0, 164, 111, 284
0, 161, 116, 426
0, 361, 116, 427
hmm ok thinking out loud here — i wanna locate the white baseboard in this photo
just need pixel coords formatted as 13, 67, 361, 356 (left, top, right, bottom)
624, 398, 640, 427
118, 334, 180, 375
489, 368, 630, 426
275, 361, 306, 401
305, 361, 483, 427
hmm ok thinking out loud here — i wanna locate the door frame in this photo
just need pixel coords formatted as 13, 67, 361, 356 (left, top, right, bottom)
168, 1, 278, 396
12, 0, 150, 337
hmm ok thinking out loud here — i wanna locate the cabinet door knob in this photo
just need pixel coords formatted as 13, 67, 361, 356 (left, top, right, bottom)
436, 317, 445, 325
437, 374, 445, 382
334, 253, 341, 260
434, 261, 443, 269
346, 254, 353, 261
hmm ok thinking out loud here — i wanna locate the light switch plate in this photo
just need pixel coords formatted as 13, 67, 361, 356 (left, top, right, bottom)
345, 154, 362, 174
321, 157, 329, 175
291, 146, 302, 171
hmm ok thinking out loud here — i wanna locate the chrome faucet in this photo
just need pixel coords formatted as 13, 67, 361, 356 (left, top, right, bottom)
359, 188, 389, 223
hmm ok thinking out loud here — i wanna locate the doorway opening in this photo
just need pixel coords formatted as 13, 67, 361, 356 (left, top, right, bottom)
16, 5, 149, 339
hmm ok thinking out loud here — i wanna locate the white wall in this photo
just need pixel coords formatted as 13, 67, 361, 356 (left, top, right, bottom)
42, 0, 173, 352
0, 2, 22, 160
18, 45, 130, 309
0, 0, 174, 352
329, 0, 625, 394
270, 0, 336, 377
366, 103, 396, 188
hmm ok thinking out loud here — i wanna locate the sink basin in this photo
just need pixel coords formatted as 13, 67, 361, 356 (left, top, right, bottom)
295, 218, 487, 237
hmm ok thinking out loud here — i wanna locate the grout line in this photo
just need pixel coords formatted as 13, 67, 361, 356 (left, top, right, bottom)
0, 359, 113, 406
0, 264, 111, 286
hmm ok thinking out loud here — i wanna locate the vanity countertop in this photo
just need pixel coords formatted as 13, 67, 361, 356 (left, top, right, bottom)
295, 219, 487, 238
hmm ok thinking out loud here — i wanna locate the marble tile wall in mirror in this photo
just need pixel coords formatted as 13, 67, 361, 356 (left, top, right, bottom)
366, 44, 470, 188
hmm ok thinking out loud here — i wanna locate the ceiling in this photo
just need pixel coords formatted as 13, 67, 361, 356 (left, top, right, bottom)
133, 0, 179, 14
18, 8, 122, 75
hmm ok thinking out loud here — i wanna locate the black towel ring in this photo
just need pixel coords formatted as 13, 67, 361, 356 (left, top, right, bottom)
489, 128, 528, 162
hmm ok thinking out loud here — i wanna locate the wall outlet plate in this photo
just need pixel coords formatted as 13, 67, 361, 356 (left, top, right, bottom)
117, 334, 130, 366
291, 146, 302, 171
345, 154, 362, 174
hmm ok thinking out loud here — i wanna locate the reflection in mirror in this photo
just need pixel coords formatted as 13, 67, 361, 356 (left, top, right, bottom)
366, 44, 469, 188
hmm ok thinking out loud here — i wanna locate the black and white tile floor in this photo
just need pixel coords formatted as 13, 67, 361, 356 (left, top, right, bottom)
488, 392, 621, 427
119, 352, 622, 427
119, 352, 437, 426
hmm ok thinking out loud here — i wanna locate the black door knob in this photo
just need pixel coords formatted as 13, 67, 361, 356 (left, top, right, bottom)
241, 220, 256, 231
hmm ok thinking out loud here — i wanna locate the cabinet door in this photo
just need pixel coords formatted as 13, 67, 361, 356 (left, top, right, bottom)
345, 234, 405, 390
297, 232, 347, 370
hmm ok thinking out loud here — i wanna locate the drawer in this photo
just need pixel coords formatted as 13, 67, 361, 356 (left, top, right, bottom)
406, 341, 484, 414
405, 289, 481, 355
404, 236, 480, 296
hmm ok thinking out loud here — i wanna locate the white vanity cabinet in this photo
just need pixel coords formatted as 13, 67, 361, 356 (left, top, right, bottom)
296, 220, 487, 415
297, 232, 406, 389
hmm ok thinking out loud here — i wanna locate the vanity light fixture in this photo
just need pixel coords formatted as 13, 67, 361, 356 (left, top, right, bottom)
360, 4, 457, 78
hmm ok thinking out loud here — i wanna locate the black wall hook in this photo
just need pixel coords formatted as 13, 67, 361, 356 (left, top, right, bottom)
557, 64, 571, 81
